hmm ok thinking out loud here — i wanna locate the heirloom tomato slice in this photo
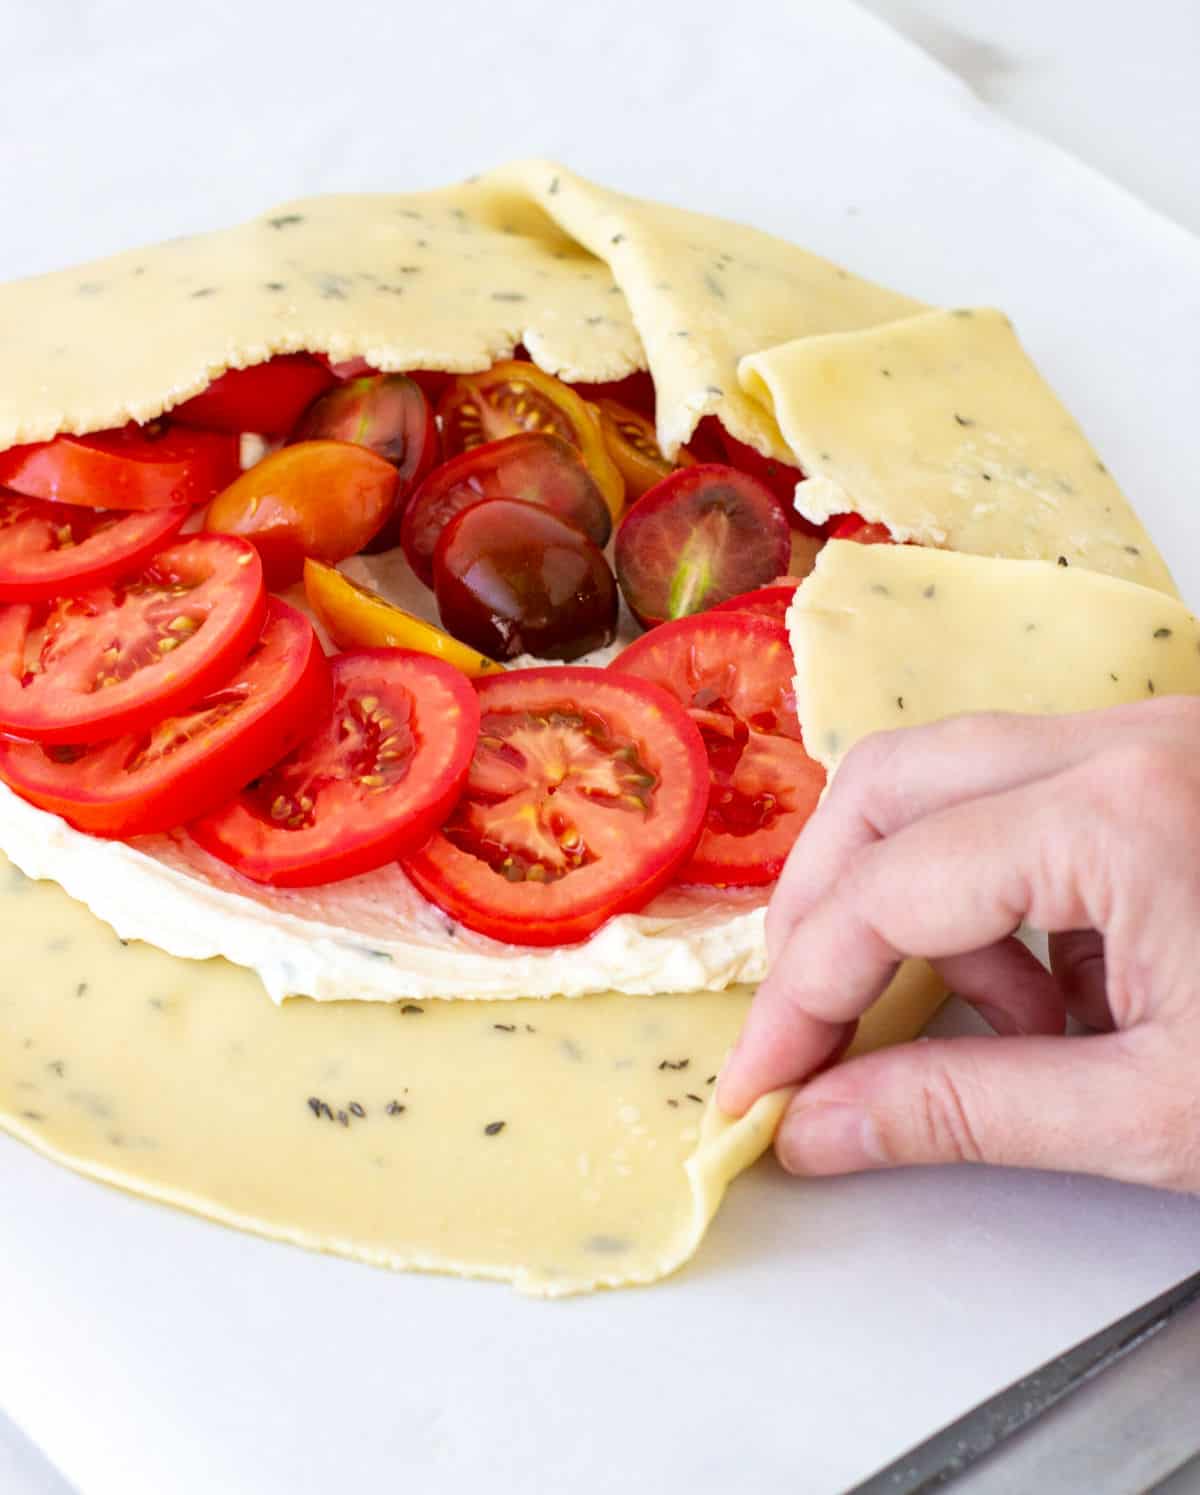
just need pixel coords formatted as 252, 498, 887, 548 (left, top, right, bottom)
401, 432, 611, 588
591, 399, 691, 505
171, 354, 336, 436
610, 611, 825, 886
401, 667, 708, 946
204, 440, 399, 587
290, 374, 439, 553
189, 649, 480, 887
0, 490, 189, 602
438, 361, 624, 519
0, 423, 240, 512
302, 559, 502, 678
0, 534, 266, 745
614, 463, 791, 628
0, 599, 330, 838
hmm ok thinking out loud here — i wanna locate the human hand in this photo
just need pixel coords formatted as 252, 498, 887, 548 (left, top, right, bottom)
719, 698, 1200, 1191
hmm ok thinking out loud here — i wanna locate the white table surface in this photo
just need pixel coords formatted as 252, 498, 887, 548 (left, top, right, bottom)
3, 2, 1200, 1492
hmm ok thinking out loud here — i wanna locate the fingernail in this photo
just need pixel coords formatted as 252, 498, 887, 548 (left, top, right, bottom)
777, 1102, 883, 1175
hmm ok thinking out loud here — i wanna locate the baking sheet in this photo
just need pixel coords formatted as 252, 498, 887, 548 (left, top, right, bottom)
3, 1, 1200, 1491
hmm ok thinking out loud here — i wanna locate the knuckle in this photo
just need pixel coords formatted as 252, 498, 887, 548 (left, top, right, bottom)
832, 730, 902, 804
875, 1057, 988, 1166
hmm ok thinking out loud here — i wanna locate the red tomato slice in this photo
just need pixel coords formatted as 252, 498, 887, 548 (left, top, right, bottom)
0, 534, 266, 745
0, 599, 330, 838
171, 354, 336, 436
610, 612, 825, 886
189, 649, 480, 887
829, 514, 896, 544
0, 490, 189, 602
712, 579, 801, 626
0, 424, 241, 512
400, 667, 708, 946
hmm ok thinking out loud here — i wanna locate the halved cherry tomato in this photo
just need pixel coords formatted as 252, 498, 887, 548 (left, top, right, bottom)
433, 498, 618, 663
0, 599, 330, 838
614, 463, 791, 628
204, 440, 399, 587
712, 579, 801, 627
303, 559, 502, 678
610, 611, 825, 886
189, 649, 480, 887
401, 667, 708, 946
0, 423, 241, 513
171, 354, 336, 436
290, 374, 438, 553
401, 432, 611, 589
0, 534, 265, 745
0, 490, 189, 602
829, 514, 896, 545
592, 399, 692, 505
438, 361, 624, 519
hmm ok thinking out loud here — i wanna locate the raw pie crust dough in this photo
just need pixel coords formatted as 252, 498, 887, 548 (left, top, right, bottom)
1, 162, 1191, 1293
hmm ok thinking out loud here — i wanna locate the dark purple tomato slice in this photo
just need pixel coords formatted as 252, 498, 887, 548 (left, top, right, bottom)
433, 497, 617, 662
614, 463, 791, 629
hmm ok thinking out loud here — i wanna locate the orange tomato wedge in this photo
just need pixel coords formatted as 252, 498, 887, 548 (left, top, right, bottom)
592, 398, 692, 504
437, 360, 625, 521
302, 559, 502, 678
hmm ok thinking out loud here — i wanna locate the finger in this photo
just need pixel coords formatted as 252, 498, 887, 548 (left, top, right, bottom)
772, 1029, 1191, 1190
767, 699, 1195, 965
723, 765, 1134, 1112
1049, 929, 1113, 1031
935, 936, 1066, 1037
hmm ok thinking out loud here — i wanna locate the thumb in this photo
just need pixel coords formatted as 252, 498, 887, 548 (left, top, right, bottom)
774, 1031, 1173, 1188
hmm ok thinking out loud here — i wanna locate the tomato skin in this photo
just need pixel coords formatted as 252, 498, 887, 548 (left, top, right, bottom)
171, 355, 336, 436
400, 667, 709, 947
438, 361, 625, 520
204, 440, 399, 587
0, 534, 266, 746
0, 599, 330, 838
303, 558, 502, 677
712, 580, 801, 626
289, 374, 439, 553
829, 514, 896, 545
401, 432, 612, 589
611, 611, 825, 887
0, 491, 189, 602
190, 649, 480, 887
0, 424, 241, 512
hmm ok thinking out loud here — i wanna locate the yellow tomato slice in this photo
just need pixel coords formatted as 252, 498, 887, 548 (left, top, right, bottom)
437, 360, 626, 521
592, 398, 692, 503
303, 559, 503, 678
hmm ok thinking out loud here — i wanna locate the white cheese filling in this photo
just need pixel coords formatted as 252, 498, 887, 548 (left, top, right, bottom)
0, 781, 766, 1003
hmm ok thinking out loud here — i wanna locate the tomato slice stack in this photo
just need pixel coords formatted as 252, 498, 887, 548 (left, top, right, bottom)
0, 534, 267, 744
611, 612, 825, 887
0, 600, 329, 837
